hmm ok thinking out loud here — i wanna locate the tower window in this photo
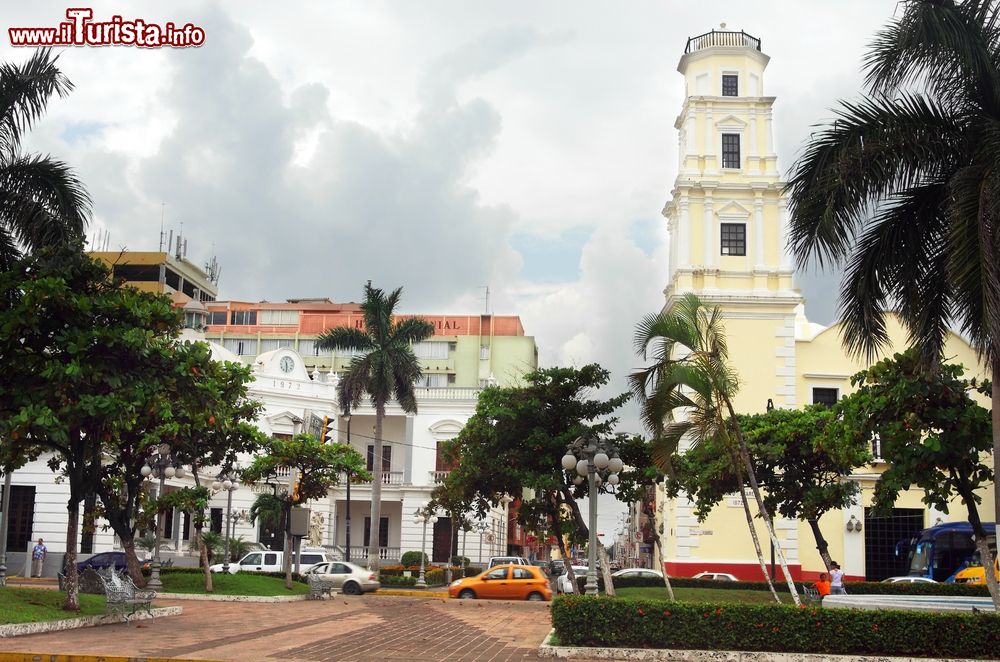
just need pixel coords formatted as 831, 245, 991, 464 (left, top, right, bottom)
722, 74, 738, 96
720, 223, 746, 256
812, 388, 839, 406
721, 133, 741, 168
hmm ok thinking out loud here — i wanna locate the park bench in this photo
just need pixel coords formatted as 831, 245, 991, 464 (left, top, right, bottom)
96, 568, 157, 619
307, 574, 337, 599
56, 567, 106, 594
802, 584, 822, 605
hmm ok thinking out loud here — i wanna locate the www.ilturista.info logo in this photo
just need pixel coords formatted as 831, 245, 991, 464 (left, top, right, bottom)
9, 8, 205, 48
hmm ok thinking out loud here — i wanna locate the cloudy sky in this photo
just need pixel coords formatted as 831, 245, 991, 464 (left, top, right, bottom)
5, 2, 902, 536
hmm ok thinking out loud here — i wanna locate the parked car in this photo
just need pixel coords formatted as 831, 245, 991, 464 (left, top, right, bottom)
449, 564, 552, 601
692, 571, 738, 582
557, 565, 591, 593
882, 576, 938, 584
612, 568, 664, 580
76, 551, 128, 573
306, 561, 380, 595
209, 548, 332, 574
487, 556, 530, 568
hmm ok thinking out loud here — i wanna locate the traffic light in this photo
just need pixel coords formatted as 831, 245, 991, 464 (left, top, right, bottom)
321, 416, 336, 444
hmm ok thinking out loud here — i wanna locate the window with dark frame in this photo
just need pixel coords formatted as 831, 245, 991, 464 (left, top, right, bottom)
720, 223, 746, 256
721, 133, 741, 168
812, 387, 839, 406
722, 74, 738, 96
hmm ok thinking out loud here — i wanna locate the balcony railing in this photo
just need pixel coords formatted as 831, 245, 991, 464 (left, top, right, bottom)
685, 30, 761, 54
413, 387, 481, 400
359, 471, 404, 486
430, 470, 451, 484
344, 546, 401, 563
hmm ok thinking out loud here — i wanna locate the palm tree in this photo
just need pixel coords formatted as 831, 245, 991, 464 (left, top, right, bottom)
785, 0, 1000, 605
249, 492, 286, 549
630, 293, 800, 605
0, 48, 91, 270
317, 283, 434, 572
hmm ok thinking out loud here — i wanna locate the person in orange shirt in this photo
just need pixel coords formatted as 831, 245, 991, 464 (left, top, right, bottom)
814, 572, 831, 598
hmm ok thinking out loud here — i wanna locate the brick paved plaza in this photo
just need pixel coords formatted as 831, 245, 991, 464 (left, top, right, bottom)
0, 596, 554, 662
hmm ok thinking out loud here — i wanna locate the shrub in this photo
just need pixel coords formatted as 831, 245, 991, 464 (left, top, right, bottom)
400, 551, 428, 566
552, 595, 1000, 659
451, 555, 470, 567
577, 574, 991, 597
380, 575, 418, 586
151, 567, 308, 584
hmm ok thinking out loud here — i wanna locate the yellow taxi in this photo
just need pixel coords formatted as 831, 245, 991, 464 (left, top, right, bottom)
954, 556, 999, 584
448, 563, 553, 601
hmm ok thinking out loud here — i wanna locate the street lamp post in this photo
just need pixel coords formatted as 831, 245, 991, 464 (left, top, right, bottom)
141, 443, 185, 590
474, 520, 488, 567
343, 406, 352, 563
561, 434, 623, 596
413, 504, 438, 588
211, 474, 239, 573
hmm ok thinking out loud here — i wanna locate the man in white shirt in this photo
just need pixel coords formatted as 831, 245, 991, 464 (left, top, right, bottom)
830, 562, 845, 594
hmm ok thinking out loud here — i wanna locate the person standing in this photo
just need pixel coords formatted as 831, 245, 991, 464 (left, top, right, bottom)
830, 562, 845, 594
31, 538, 47, 578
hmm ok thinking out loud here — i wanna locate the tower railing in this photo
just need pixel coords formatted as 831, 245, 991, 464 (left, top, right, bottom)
685, 30, 761, 54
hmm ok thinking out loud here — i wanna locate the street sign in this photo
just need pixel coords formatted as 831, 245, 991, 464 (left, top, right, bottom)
485, 532, 496, 544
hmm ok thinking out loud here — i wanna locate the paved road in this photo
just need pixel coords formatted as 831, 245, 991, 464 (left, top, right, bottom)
0, 595, 553, 662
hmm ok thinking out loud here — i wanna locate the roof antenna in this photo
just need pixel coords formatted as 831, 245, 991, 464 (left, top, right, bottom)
480, 285, 490, 315
158, 202, 166, 251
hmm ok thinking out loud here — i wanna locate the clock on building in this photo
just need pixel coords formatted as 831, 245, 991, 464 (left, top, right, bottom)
279, 356, 295, 374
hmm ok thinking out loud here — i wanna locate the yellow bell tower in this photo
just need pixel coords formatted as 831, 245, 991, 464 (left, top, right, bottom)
663, 28, 803, 412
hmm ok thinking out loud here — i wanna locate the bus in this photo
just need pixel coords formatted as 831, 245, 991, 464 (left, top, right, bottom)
900, 522, 996, 582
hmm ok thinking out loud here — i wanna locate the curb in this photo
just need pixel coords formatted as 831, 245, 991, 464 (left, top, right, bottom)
155, 592, 308, 602
0, 606, 182, 639
375, 589, 449, 598
0, 653, 220, 662
537, 631, 988, 662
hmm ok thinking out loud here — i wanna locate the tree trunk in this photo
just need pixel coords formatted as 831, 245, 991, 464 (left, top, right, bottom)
63, 498, 80, 611
122, 538, 146, 588
726, 398, 801, 606
734, 462, 780, 603
807, 518, 834, 572
993, 357, 1000, 587
191, 467, 213, 593
642, 497, 675, 601
962, 487, 1000, 611
368, 404, 385, 574
597, 543, 615, 597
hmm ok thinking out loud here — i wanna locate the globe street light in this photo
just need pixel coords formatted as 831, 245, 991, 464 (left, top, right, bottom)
474, 520, 489, 567
212, 473, 239, 573
342, 405, 353, 563
561, 433, 622, 596
141, 443, 184, 590
413, 504, 438, 588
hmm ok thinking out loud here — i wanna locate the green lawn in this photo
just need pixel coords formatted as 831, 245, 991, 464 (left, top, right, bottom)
160, 571, 309, 596
615, 586, 779, 604
0, 586, 106, 624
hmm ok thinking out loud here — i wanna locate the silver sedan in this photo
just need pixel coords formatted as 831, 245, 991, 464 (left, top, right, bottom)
307, 561, 381, 595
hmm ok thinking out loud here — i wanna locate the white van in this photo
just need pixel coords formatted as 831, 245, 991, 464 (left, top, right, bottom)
209, 548, 332, 574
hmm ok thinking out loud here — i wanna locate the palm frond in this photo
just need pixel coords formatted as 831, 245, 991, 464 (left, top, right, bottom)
315, 326, 372, 353
0, 49, 73, 156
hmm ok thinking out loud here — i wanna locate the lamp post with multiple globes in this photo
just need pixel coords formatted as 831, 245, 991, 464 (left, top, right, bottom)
413, 504, 438, 588
140, 443, 185, 590
561, 434, 623, 596
211, 473, 239, 573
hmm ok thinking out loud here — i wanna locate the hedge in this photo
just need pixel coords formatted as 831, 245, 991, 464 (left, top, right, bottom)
552, 595, 1000, 659
577, 574, 991, 597
151, 567, 309, 583
380, 575, 418, 586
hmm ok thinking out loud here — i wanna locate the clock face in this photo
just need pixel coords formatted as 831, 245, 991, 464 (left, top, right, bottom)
279, 356, 295, 373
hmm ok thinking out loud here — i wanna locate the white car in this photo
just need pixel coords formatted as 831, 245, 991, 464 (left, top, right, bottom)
882, 576, 937, 583
557, 566, 592, 593
209, 548, 331, 574
613, 568, 664, 580
487, 556, 530, 568
692, 571, 738, 582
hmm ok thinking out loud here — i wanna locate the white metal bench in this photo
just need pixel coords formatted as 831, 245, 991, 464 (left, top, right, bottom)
96, 568, 156, 619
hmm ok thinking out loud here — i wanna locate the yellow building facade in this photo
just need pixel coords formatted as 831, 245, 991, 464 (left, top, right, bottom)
657, 30, 993, 582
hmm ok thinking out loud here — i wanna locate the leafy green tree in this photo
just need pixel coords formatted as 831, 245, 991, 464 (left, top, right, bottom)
95, 340, 264, 589
785, 0, 1000, 568
437, 364, 629, 593
667, 407, 868, 572
242, 434, 368, 588
831, 350, 999, 609
316, 283, 434, 572
0, 48, 91, 270
630, 293, 799, 605
0, 245, 181, 610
